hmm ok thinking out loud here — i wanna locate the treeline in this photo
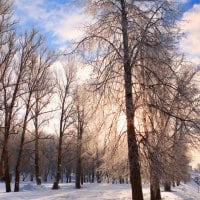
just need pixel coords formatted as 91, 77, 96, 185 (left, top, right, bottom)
0, 1, 200, 200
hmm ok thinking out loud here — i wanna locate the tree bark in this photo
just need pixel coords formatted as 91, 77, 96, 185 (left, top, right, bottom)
1, 123, 11, 192
120, 1, 143, 199
14, 126, 26, 192
34, 101, 41, 186
53, 81, 70, 189
164, 181, 171, 191
14, 97, 31, 192
0, 120, 11, 192
4, 150, 11, 192
76, 130, 82, 189
52, 132, 63, 189
14, 129, 27, 192
150, 170, 161, 200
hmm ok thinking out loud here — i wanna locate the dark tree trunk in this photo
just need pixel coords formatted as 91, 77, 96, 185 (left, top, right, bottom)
75, 104, 84, 189
164, 181, 171, 191
91, 170, 94, 183
66, 176, 69, 183
172, 177, 175, 187
0, 125, 10, 192
0, 75, 21, 192
35, 112, 41, 186
4, 151, 11, 192
0, 137, 8, 179
69, 175, 71, 183
15, 96, 31, 192
126, 177, 129, 184
96, 171, 101, 183
53, 84, 69, 190
14, 131, 26, 192
120, 1, 143, 199
76, 135, 82, 189
150, 170, 161, 200
81, 175, 84, 185
61, 170, 64, 183
52, 132, 62, 189
0, 132, 11, 192
30, 174, 34, 181
14, 169, 20, 192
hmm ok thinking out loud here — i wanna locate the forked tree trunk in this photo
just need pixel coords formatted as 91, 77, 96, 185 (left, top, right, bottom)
120, 0, 143, 199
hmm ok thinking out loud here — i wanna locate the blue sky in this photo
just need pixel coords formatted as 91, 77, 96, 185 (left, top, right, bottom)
14, 0, 87, 49
13, 0, 200, 64
183, 0, 200, 9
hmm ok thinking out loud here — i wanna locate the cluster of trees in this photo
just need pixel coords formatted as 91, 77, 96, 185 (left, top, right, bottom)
75, 1, 200, 200
0, 0, 56, 192
0, 1, 200, 200
0, 0, 111, 193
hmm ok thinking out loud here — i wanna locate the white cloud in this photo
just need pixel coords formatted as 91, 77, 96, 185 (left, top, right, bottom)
179, 4, 200, 65
14, 0, 49, 21
14, 0, 199, 66
46, 7, 91, 42
14, 0, 92, 43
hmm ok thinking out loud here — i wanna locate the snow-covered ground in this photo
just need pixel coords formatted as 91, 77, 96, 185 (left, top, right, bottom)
0, 181, 200, 200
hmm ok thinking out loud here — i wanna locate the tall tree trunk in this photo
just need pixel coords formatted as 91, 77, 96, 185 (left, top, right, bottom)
120, 1, 143, 199
4, 150, 11, 192
14, 138, 25, 192
52, 132, 63, 189
14, 169, 20, 192
150, 169, 161, 200
0, 135, 9, 179
0, 118, 10, 189
14, 101, 30, 192
53, 83, 69, 190
14, 92, 34, 191
1, 124, 11, 192
34, 107, 41, 185
35, 138, 41, 185
76, 132, 82, 189
91, 167, 95, 183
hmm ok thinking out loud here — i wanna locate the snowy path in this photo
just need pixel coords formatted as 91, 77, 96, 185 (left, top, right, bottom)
0, 182, 200, 200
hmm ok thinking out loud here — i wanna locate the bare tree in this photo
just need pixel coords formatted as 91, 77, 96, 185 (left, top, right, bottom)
73, 87, 90, 189
14, 30, 55, 191
52, 58, 76, 189
0, 0, 15, 83
136, 39, 200, 199
0, 1, 16, 191
76, 0, 181, 199
0, 29, 31, 192
30, 45, 55, 186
